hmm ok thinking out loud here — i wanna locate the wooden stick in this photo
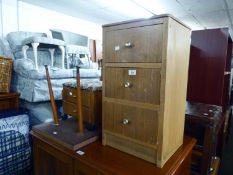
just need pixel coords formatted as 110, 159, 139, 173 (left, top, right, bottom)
44, 65, 59, 125
76, 66, 84, 133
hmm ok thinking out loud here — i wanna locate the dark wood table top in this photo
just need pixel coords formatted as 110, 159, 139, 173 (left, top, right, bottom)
73, 136, 196, 175
32, 118, 196, 175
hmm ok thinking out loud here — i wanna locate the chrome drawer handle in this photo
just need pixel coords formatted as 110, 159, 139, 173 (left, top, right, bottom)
114, 45, 120, 51
124, 42, 133, 48
224, 71, 231, 75
68, 92, 76, 97
122, 118, 129, 125
73, 110, 77, 113
122, 81, 132, 88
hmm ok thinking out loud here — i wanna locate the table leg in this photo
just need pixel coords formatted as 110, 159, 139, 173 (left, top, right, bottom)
32, 42, 40, 70
58, 45, 65, 69
22, 45, 29, 59
49, 48, 55, 67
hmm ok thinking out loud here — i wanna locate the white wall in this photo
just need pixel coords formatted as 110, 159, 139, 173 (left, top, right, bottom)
0, 0, 2, 38
1, 0, 18, 38
0, 0, 102, 40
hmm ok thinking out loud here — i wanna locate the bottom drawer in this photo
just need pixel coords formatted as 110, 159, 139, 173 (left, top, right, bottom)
103, 101, 158, 145
102, 101, 158, 165
62, 100, 95, 125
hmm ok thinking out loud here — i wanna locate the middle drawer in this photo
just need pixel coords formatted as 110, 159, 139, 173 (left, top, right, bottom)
104, 67, 161, 105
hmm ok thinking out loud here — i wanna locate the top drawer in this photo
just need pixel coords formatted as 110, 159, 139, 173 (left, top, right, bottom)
104, 24, 163, 63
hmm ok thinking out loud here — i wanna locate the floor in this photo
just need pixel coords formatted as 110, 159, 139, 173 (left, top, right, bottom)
219, 114, 233, 175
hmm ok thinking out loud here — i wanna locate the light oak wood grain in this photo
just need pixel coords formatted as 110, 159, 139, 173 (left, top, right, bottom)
103, 15, 191, 168
157, 17, 191, 167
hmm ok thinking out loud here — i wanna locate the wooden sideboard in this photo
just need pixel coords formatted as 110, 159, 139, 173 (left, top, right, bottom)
31, 119, 196, 175
0, 92, 20, 110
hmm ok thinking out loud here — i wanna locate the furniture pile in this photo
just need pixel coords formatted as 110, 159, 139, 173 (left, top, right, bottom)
0, 31, 101, 125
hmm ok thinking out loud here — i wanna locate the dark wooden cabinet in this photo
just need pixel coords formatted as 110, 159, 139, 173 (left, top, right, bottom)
33, 138, 74, 175
0, 92, 20, 110
185, 102, 223, 175
186, 28, 233, 175
187, 28, 232, 112
31, 119, 196, 175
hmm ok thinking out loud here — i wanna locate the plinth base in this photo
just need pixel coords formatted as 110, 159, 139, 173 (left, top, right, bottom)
32, 117, 99, 150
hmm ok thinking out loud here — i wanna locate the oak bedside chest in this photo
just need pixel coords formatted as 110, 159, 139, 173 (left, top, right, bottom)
102, 14, 191, 167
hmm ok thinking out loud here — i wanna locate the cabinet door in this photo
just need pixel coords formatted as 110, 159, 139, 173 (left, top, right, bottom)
104, 24, 163, 63
104, 67, 160, 104
103, 101, 158, 145
33, 138, 73, 175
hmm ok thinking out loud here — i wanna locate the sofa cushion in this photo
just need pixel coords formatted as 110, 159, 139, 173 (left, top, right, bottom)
14, 58, 35, 71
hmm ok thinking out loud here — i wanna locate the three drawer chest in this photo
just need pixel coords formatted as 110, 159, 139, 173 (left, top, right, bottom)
102, 15, 191, 167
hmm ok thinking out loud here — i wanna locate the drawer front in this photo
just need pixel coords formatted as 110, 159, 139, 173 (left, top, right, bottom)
105, 24, 163, 63
62, 100, 94, 124
103, 101, 158, 145
104, 67, 160, 104
62, 86, 91, 107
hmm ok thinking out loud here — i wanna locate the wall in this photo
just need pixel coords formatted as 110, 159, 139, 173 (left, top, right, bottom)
0, 0, 102, 40
1, 0, 18, 38
0, 0, 2, 37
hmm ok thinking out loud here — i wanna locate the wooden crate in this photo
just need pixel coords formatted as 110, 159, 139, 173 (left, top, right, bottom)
102, 15, 191, 167
0, 57, 13, 93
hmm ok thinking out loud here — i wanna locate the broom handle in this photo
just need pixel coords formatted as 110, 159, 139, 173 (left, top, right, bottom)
76, 66, 84, 133
45, 65, 59, 125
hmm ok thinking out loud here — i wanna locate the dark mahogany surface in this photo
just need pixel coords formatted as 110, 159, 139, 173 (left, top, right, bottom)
187, 28, 232, 111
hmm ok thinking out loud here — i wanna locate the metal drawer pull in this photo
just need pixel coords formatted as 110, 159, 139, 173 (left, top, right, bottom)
114, 45, 120, 51
122, 81, 132, 88
124, 42, 133, 48
73, 110, 77, 113
122, 118, 130, 125
68, 92, 76, 97
224, 71, 231, 75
